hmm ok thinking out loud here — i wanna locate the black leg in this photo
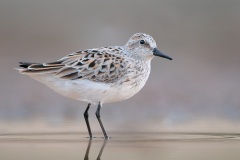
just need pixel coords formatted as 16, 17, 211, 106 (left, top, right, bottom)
95, 102, 109, 139
84, 103, 93, 139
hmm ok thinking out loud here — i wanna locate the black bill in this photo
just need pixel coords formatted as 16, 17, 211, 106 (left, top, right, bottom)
153, 48, 172, 60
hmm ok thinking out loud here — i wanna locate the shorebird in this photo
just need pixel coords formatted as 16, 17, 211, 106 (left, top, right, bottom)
17, 33, 172, 139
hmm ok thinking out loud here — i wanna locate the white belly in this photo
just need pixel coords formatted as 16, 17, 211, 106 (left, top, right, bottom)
30, 74, 147, 105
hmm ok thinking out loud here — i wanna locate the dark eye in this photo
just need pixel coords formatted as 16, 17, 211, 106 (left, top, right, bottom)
140, 40, 145, 44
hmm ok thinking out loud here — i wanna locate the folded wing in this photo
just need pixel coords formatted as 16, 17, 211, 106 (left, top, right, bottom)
18, 48, 130, 83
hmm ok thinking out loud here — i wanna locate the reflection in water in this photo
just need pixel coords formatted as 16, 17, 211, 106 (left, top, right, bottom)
84, 140, 108, 160
0, 133, 240, 160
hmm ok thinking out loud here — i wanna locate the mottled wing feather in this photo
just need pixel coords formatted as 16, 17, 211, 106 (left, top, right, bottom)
55, 48, 130, 83
19, 47, 131, 83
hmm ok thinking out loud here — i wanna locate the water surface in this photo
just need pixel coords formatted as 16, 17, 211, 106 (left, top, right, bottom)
0, 132, 240, 160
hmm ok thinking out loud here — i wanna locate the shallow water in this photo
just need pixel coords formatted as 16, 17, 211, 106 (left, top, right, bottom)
0, 132, 240, 160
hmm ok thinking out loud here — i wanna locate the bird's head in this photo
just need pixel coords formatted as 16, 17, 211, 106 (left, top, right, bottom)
125, 33, 172, 60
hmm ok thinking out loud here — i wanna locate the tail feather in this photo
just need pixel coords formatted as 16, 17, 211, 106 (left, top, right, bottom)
19, 62, 40, 68
17, 61, 64, 74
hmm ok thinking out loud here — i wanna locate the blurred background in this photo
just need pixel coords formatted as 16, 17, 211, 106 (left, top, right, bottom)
0, 0, 240, 134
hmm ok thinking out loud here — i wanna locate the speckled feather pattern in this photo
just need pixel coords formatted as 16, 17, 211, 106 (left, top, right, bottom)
17, 33, 159, 104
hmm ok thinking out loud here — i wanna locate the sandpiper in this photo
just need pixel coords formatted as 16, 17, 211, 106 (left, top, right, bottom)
17, 33, 172, 139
